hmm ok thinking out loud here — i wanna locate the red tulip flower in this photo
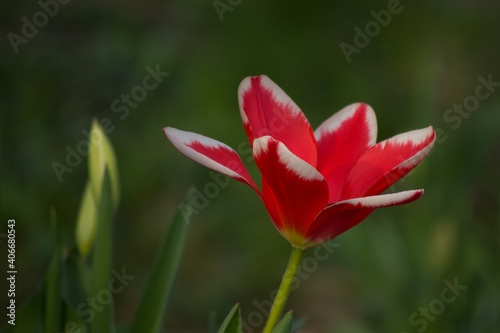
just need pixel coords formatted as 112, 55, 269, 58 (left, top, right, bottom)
164, 75, 435, 249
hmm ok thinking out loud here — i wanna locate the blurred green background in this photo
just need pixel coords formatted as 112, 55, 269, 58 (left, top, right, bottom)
1, 0, 500, 332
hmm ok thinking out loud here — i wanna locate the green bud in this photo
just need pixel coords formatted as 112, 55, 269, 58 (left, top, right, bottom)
76, 182, 97, 257
88, 118, 120, 210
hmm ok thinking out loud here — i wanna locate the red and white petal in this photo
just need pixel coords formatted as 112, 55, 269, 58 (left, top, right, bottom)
314, 103, 377, 202
238, 75, 317, 166
253, 136, 329, 246
164, 127, 260, 194
305, 190, 423, 247
342, 126, 436, 200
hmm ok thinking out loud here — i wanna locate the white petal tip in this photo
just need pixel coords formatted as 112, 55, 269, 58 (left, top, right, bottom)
315, 102, 377, 144
253, 136, 323, 181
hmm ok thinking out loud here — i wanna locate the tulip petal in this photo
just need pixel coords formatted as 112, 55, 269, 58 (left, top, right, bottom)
163, 127, 260, 194
342, 126, 436, 200
314, 103, 377, 201
306, 190, 423, 246
238, 75, 317, 166
253, 136, 329, 246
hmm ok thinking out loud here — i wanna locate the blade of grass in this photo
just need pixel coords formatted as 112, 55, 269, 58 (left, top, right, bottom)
217, 303, 242, 333
272, 311, 293, 333
130, 188, 195, 333
44, 208, 62, 333
44, 253, 62, 332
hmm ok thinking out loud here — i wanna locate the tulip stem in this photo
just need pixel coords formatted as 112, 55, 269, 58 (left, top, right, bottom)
262, 247, 304, 333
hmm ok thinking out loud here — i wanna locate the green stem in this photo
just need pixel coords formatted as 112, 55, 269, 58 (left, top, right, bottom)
263, 247, 304, 333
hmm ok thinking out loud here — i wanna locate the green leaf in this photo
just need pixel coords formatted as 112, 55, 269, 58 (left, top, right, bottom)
89, 169, 115, 333
217, 304, 242, 333
44, 208, 62, 333
272, 311, 293, 333
75, 181, 98, 257
88, 118, 120, 210
130, 189, 195, 333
